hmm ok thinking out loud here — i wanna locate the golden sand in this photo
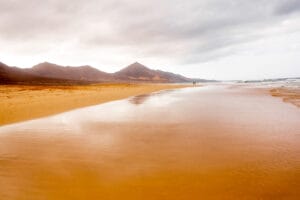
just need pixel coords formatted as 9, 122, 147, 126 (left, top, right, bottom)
270, 87, 300, 107
0, 84, 188, 126
0, 85, 299, 199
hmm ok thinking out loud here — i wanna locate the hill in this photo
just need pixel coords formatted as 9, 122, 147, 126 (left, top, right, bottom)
0, 62, 90, 85
28, 62, 112, 81
0, 61, 192, 84
114, 62, 190, 82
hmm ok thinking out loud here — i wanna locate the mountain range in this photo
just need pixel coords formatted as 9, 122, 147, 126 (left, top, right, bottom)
0, 61, 192, 85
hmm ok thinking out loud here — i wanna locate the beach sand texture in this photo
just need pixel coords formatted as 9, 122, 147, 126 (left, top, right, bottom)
0, 84, 187, 126
0, 85, 299, 199
270, 87, 300, 107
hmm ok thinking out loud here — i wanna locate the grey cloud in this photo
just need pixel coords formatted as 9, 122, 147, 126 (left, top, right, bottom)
1, 0, 299, 65
275, 0, 300, 15
82, 0, 297, 61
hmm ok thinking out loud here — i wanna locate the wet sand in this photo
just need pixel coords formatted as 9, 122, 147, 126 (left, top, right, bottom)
0, 84, 187, 126
0, 85, 299, 199
270, 87, 300, 107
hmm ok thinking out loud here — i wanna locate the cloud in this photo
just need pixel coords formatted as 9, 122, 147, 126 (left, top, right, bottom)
0, 0, 300, 78
79, 0, 300, 63
275, 0, 300, 15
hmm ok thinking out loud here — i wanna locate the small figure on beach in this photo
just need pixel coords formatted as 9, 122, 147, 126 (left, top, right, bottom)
193, 81, 197, 86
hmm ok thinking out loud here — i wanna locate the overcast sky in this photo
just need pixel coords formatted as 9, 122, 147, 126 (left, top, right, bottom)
1, 0, 300, 80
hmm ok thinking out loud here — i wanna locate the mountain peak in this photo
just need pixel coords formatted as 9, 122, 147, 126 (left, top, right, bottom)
130, 61, 146, 66
132, 61, 142, 65
114, 62, 190, 82
33, 62, 59, 69
117, 62, 150, 74
39, 61, 55, 65
124, 62, 149, 70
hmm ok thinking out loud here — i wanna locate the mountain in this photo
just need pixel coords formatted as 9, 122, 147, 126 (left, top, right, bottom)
155, 70, 191, 83
0, 62, 36, 83
114, 62, 190, 82
0, 62, 91, 85
28, 62, 112, 81
0, 62, 53, 84
0, 61, 192, 84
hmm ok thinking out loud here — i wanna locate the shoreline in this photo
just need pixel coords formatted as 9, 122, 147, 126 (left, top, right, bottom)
232, 83, 300, 108
0, 83, 190, 126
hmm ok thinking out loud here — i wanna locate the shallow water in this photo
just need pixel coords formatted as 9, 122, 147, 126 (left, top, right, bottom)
0, 85, 299, 199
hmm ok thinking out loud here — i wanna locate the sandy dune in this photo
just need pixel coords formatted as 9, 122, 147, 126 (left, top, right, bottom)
0, 84, 188, 126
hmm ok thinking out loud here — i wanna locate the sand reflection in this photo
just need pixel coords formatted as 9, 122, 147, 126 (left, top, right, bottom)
128, 89, 176, 105
129, 94, 150, 105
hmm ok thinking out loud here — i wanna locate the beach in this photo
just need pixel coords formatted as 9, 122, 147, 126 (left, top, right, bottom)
0, 84, 187, 126
270, 87, 300, 107
1, 1, 299, 198
0, 85, 299, 199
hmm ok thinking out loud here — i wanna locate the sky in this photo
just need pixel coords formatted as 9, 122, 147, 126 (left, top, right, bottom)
0, 0, 300, 80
